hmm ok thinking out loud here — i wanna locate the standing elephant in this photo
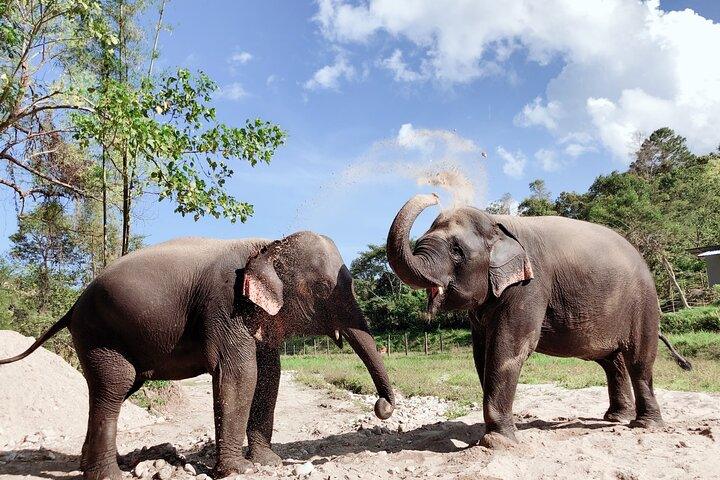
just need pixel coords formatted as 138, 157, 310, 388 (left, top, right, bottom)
0, 231, 394, 479
386, 193, 690, 448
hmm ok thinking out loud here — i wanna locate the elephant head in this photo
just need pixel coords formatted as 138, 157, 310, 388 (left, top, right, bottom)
242, 231, 395, 420
386, 194, 533, 314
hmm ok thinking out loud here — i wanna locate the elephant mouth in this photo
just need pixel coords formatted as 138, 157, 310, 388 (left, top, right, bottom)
426, 285, 445, 314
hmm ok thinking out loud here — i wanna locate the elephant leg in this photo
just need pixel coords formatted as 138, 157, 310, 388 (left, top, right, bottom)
470, 323, 486, 390
479, 319, 538, 449
596, 352, 634, 422
625, 333, 663, 428
211, 354, 258, 478
79, 348, 136, 480
246, 347, 282, 466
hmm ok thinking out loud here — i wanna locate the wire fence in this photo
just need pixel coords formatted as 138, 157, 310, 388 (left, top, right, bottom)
280, 330, 472, 357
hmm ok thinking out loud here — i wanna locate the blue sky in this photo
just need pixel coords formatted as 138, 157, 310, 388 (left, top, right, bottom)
2, 0, 719, 263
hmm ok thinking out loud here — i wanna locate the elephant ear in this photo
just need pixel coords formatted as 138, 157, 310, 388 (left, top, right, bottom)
243, 255, 283, 315
488, 224, 534, 298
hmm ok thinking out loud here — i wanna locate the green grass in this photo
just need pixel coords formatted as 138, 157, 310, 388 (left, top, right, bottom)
282, 332, 720, 406
129, 380, 172, 411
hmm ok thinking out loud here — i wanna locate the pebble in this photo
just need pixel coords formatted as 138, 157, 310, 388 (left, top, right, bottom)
293, 461, 315, 476
134, 460, 153, 478
154, 459, 167, 469
184, 463, 197, 475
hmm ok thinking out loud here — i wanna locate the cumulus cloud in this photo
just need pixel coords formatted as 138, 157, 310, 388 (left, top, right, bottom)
379, 49, 428, 82
304, 55, 356, 90
496, 146, 526, 178
315, 0, 720, 160
216, 82, 248, 101
535, 148, 561, 172
229, 50, 253, 64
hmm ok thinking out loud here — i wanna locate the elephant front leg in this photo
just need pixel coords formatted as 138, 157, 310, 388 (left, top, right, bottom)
471, 322, 486, 390
480, 320, 538, 449
212, 358, 257, 478
246, 347, 282, 466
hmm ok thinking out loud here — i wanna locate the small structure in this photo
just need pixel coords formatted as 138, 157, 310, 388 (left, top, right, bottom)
690, 245, 720, 287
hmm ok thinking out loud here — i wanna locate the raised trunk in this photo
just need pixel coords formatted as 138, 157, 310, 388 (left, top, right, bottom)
342, 321, 395, 420
386, 193, 439, 288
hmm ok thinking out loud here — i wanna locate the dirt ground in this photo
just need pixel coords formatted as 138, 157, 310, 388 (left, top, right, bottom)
1, 366, 719, 480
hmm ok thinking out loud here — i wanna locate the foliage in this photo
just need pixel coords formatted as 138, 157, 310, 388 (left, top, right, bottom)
514, 128, 720, 310
350, 243, 466, 332
660, 307, 720, 334
72, 70, 286, 222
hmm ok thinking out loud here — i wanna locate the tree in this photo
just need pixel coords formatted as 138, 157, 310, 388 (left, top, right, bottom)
486, 192, 515, 215
629, 127, 694, 179
518, 179, 557, 216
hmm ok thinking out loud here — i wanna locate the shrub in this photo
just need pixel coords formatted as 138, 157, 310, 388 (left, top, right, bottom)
661, 306, 720, 334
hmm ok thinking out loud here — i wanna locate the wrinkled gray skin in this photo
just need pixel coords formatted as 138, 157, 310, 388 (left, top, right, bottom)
387, 194, 690, 448
0, 231, 394, 479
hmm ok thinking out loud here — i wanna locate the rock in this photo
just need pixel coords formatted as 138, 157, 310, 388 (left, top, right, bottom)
154, 459, 167, 469
134, 460, 154, 478
155, 466, 174, 480
195, 475, 212, 480
184, 463, 197, 475
293, 461, 315, 476
451, 438, 469, 449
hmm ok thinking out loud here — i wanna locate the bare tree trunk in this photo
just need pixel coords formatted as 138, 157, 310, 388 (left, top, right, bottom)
660, 252, 689, 309
101, 147, 108, 266
121, 146, 130, 256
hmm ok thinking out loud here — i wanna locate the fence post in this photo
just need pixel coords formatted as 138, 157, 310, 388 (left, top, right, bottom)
424, 332, 429, 355
404, 333, 409, 356
284, 341, 287, 356
292, 344, 296, 355
326, 337, 330, 355
440, 331, 444, 353
387, 334, 391, 356
313, 338, 317, 355
303, 340, 307, 356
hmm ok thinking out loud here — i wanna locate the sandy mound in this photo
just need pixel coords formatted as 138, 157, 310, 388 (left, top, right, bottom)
0, 330, 154, 447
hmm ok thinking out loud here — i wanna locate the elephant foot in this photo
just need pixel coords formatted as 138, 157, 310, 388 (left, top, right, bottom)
479, 431, 517, 450
629, 416, 664, 429
83, 463, 123, 480
247, 446, 282, 466
213, 458, 255, 478
603, 407, 635, 423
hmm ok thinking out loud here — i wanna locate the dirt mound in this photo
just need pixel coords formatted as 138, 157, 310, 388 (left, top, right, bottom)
0, 330, 154, 447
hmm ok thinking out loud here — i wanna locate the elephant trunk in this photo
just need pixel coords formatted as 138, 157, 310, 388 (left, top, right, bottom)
342, 318, 395, 420
386, 193, 439, 289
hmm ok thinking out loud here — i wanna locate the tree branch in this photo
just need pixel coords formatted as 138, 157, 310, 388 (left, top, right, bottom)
0, 152, 91, 198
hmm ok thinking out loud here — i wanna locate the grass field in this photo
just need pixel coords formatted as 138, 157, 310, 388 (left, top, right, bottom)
282, 332, 720, 410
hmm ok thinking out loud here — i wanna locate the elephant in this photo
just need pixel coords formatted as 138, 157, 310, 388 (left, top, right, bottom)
386, 193, 691, 448
0, 231, 395, 479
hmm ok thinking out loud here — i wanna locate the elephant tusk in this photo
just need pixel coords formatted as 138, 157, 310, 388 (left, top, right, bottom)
334, 329, 341, 341
438, 286, 444, 295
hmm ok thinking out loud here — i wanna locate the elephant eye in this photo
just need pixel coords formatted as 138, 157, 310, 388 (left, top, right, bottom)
451, 242, 465, 261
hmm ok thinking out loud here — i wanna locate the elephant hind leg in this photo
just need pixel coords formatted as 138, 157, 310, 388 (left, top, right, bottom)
79, 348, 136, 480
596, 352, 634, 422
624, 331, 663, 428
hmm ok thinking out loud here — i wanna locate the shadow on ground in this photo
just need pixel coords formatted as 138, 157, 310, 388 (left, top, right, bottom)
0, 416, 621, 479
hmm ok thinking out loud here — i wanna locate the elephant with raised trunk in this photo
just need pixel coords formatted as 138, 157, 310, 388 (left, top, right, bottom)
387, 193, 690, 448
0, 231, 394, 479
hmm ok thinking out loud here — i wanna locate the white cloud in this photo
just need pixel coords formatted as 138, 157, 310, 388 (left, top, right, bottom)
229, 50, 253, 64
304, 55, 356, 90
216, 82, 248, 101
535, 148, 561, 172
564, 143, 595, 157
379, 49, 428, 82
515, 97, 562, 130
496, 146, 526, 178
315, 0, 720, 160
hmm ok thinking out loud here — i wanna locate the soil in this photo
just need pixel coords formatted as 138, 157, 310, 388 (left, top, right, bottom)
1, 330, 718, 479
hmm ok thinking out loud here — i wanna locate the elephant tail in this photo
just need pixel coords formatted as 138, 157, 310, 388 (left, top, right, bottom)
0, 306, 73, 365
659, 333, 693, 371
